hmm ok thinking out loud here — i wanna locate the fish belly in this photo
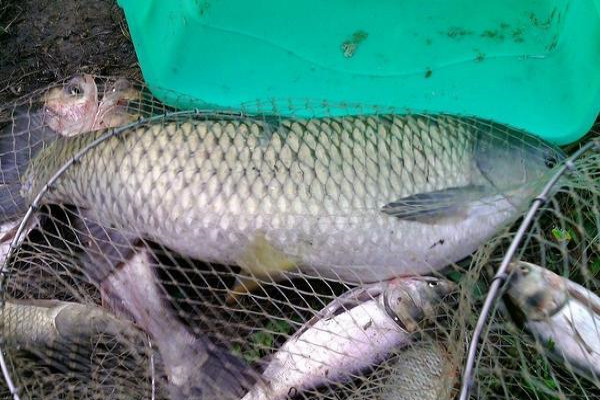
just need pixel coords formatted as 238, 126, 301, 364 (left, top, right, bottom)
132, 196, 517, 283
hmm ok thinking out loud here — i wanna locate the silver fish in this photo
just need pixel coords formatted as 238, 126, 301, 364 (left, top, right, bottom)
242, 276, 456, 400
505, 260, 600, 383
16, 114, 564, 286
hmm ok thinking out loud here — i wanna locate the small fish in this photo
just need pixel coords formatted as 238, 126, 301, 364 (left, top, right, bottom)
42, 74, 99, 136
242, 276, 456, 400
95, 78, 143, 129
0, 299, 138, 348
345, 341, 457, 400
505, 261, 600, 383
44, 75, 143, 135
14, 114, 564, 287
377, 342, 457, 400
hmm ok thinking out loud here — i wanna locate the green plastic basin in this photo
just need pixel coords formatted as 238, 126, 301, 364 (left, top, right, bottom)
118, 0, 600, 145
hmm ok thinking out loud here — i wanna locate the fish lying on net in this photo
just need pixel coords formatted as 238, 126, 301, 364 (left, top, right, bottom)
17, 111, 564, 285
0, 298, 138, 347
243, 276, 455, 400
0, 75, 584, 400
378, 342, 458, 400
343, 341, 458, 400
505, 260, 600, 384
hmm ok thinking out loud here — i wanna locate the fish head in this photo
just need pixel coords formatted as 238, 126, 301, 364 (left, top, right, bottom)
96, 78, 142, 129
103, 78, 139, 103
42, 74, 99, 136
383, 276, 457, 333
505, 261, 569, 321
473, 126, 566, 199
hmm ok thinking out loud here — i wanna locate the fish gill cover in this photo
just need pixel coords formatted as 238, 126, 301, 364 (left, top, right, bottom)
0, 76, 597, 400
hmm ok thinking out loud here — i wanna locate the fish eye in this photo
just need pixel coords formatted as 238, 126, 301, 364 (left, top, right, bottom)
66, 84, 82, 96
519, 265, 529, 274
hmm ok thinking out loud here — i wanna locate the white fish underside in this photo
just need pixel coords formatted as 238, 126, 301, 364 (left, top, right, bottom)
528, 297, 600, 381
139, 196, 517, 281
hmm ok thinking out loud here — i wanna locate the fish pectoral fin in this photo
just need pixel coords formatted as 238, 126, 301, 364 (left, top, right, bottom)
226, 234, 297, 305
381, 185, 488, 224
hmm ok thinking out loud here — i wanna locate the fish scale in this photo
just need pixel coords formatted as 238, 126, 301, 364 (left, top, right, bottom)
22, 113, 563, 282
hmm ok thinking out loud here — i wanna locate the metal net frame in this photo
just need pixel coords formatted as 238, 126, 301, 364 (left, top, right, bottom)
0, 75, 598, 400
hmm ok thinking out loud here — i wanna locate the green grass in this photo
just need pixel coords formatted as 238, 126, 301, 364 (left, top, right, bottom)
232, 319, 295, 364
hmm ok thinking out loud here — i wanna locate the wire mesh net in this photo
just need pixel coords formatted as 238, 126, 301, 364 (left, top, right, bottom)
0, 75, 597, 400
455, 141, 600, 400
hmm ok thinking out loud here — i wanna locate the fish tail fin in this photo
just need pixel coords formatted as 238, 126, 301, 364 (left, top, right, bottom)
0, 110, 58, 221
167, 336, 257, 399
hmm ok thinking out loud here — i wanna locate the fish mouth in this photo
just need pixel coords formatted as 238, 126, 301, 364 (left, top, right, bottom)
440, 290, 458, 305
41, 106, 67, 130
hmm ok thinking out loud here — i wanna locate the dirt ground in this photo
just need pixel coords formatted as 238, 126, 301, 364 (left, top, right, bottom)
0, 0, 141, 106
